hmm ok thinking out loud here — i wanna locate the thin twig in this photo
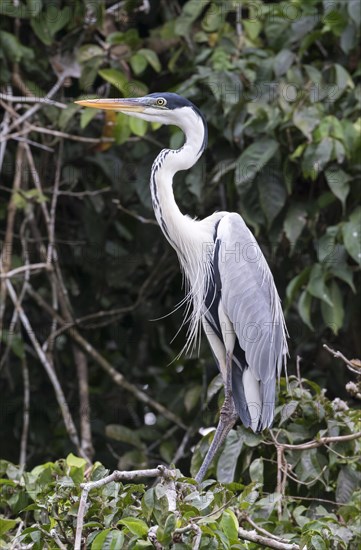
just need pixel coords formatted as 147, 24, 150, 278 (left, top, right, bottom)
243, 514, 290, 543
323, 344, 361, 375
73, 346, 94, 461
19, 354, 30, 473
271, 430, 361, 450
0, 93, 66, 109
0, 263, 50, 279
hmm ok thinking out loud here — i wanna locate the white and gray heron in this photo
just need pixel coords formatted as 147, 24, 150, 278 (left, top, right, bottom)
75, 93, 288, 482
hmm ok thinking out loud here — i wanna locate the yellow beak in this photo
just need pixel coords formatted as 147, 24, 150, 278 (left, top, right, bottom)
74, 98, 145, 112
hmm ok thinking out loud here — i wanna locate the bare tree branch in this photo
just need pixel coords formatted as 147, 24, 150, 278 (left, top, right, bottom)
323, 344, 361, 376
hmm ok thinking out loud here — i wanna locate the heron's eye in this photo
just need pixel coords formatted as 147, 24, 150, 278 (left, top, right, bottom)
156, 98, 166, 107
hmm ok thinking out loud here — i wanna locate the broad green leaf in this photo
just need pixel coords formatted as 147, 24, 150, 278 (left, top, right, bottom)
206, 374, 223, 404
175, 0, 209, 35
220, 509, 239, 542
105, 425, 144, 449
77, 44, 104, 63
80, 107, 98, 129
342, 207, 361, 264
323, 9, 347, 36
249, 458, 264, 483
317, 226, 339, 264
235, 139, 279, 190
286, 267, 311, 306
329, 263, 355, 292
348, 0, 361, 25
284, 204, 307, 251
138, 49, 161, 72
66, 454, 87, 468
130, 52, 148, 75
314, 138, 333, 170
129, 117, 148, 137
0, 31, 34, 62
0, 518, 17, 537
307, 264, 333, 306
184, 385, 202, 412
91, 529, 124, 549
273, 49, 295, 77
257, 167, 286, 226
298, 290, 313, 330
334, 64, 354, 91
118, 517, 148, 537
293, 106, 320, 140
98, 68, 128, 94
321, 280, 344, 334
336, 466, 361, 504
325, 168, 350, 209
114, 113, 131, 144
217, 429, 243, 483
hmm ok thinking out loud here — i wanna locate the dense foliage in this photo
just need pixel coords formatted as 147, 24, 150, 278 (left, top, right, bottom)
1, 378, 360, 548
0, 0, 360, 547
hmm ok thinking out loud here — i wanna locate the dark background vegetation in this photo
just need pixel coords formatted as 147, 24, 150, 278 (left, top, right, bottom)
0, 0, 360, 548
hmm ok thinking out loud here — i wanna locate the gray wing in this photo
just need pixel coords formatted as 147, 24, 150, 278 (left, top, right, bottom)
214, 213, 288, 430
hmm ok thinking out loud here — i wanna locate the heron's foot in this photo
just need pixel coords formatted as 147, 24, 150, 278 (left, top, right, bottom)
195, 394, 238, 484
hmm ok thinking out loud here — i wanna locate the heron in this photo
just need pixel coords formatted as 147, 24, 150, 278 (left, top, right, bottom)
75, 93, 288, 482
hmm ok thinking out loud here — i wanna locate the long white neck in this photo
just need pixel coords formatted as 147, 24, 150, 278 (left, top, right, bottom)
150, 106, 207, 252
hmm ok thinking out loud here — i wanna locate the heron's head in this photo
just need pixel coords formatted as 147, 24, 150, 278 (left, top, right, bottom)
75, 92, 206, 135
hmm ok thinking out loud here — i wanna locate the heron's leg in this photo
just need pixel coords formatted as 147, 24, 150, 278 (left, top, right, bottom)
195, 351, 238, 483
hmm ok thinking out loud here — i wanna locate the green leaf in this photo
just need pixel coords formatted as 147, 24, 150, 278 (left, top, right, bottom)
321, 280, 344, 334
325, 168, 350, 209
98, 68, 128, 94
249, 458, 264, 483
129, 117, 148, 137
118, 517, 149, 538
286, 267, 311, 306
342, 207, 361, 264
66, 453, 87, 469
114, 113, 131, 144
130, 52, 148, 75
206, 374, 223, 404
184, 385, 202, 412
257, 166, 286, 226
0, 31, 34, 63
293, 106, 320, 140
105, 425, 144, 449
235, 139, 279, 190
80, 107, 99, 129
77, 44, 104, 63
307, 264, 333, 306
138, 49, 161, 72
284, 204, 307, 251
273, 49, 295, 77
175, 0, 209, 35
317, 226, 340, 265
329, 263, 355, 292
298, 290, 313, 330
323, 9, 347, 36
217, 429, 243, 483
314, 138, 333, 170
0, 518, 17, 537
91, 529, 124, 549
336, 466, 361, 504
220, 509, 239, 542
348, 0, 361, 25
